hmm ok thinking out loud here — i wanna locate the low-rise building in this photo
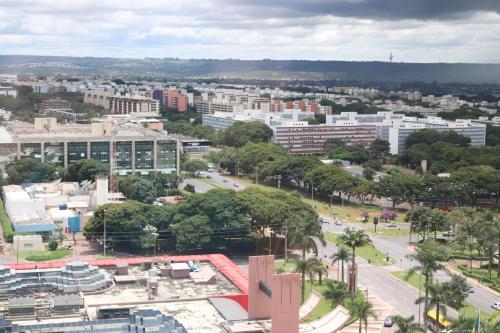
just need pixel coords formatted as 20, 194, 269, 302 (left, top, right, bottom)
0, 86, 17, 98
273, 122, 377, 154
0, 118, 180, 175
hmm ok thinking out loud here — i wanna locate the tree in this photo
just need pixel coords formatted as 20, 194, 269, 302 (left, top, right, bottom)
118, 176, 156, 204
169, 189, 252, 250
220, 121, 272, 147
441, 274, 471, 309
352, 181, 379, 205
351, 297, 377, 333
362, 167, 375, 181
84, 201, 170, 252
379, 173, 424, 209
182, 159, 208, 177
6, 158, 58, 184
339, 229, 370, 292
295, 258, 315, 303
415, 283, 447, 333
184, 183, 195, 193
323, 280, 349, 308
392, 315, 423, 333
407, 207, 447, 241
331, 247, 350, 283
171, 215, 212, 252
370, 139, 390, 156
48, 239, 58, 251
310, 259, 327, 285
406, 241, 447, 329
65, 159, 109, 182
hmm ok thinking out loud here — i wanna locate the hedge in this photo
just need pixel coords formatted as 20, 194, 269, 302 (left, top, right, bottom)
0, 199, 13, 243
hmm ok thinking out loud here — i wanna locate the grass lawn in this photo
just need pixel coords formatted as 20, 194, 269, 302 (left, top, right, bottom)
390, 271, 491, 320
196, 177, 227, 189
325, 232, 393, 266
226, 175, 407, 236
18, 249, 71, 261
275, 259, 297, 273
303, 279, 365, 322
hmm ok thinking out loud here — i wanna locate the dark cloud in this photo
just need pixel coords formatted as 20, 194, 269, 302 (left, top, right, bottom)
226, 0, 500, 20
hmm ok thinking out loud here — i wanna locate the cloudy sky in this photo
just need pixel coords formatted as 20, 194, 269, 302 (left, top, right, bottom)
0, 0, 499, 63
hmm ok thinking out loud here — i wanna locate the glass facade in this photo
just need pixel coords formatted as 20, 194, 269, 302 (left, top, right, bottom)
135, 140, 154, 170
44, 142, 64, 165
115, 141, 132, 170
157, 140, 177, 170
20, 143, 42, 160
90, 141, 110, 164
67, 142, 88, 164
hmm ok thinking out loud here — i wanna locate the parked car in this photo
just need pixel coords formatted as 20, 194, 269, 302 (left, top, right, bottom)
492, 301, 500, 310
233, 183, 240, 188
386, 222, 397, 228
222, 178, 228, 183
334, 220, 342, 226
383, 316, 394, 327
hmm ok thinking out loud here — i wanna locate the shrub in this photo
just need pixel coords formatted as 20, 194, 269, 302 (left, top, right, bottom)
48, 239, 58, 251
0, 199, 14, 243
184, 184, 196, 193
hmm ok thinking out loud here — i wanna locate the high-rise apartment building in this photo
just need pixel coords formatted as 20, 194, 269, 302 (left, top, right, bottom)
164, 89, 188, 112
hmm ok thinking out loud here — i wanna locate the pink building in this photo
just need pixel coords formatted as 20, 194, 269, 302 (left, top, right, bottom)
164, 89, 188, 112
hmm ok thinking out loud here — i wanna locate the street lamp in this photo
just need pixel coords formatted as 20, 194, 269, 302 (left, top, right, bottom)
143, 225, 159, 256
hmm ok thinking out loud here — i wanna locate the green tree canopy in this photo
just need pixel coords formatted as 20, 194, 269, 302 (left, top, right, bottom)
6, 158, 58, 184
65, 159, 109, 183
219, 121, 272, 147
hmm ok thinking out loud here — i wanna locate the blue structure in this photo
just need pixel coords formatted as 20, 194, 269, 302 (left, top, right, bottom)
68, 216, 80, 233
152, 89, 164, 105
0, 309, 187, 332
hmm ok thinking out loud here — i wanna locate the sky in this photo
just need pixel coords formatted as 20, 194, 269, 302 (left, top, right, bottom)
0, 0, 499, 63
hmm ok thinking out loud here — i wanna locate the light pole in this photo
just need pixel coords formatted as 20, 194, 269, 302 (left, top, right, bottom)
103, 209, 107, 257
274, 175, 282, 190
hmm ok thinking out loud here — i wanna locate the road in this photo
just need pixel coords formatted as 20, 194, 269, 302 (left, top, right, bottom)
189, 172, 498, 315
321, 219, 498, 315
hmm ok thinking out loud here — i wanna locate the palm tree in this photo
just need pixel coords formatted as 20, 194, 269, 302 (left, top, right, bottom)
415, 283, 447, 333
323, 280, 349, 308
406, 242, 445, 329
392, 315, 423, 333
295, 258, 314, 304
339, 229, 370, 293
331, 247, 350, 283
351, 297, 377, 333
309, 259, 327, 285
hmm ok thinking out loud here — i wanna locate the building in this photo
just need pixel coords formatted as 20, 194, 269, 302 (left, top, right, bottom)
388, 118, 486, 154
0, 118, 180, 175
273, 122, 377, 154
0, 262, 111, 295
40, 99, 71, 111
3, 178, 115, 236
195, 101, 244, 115
164, 89, 188, 112
152, 89, 164, 105
168, 134, 211, 156
0, 109, 12, 121
0, 74, 17, 84
0, 87, 17, 98
84, 90, 113, 108
109, 94, 160, 115
0, 309, 187, 333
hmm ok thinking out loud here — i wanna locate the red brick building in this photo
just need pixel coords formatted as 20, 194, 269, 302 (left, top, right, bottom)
164, 90, 188, 112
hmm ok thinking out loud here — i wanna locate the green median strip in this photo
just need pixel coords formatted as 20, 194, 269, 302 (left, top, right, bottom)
390, 271, 490, 320
325, 232, 393, 266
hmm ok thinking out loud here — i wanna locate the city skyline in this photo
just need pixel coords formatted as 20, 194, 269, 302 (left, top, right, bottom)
0, 0, 499, 63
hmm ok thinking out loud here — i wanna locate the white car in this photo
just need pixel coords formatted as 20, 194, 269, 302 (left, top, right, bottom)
492, 301, 500, 310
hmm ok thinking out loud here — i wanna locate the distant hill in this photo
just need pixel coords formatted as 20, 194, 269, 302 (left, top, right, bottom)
1, 55, 500, 83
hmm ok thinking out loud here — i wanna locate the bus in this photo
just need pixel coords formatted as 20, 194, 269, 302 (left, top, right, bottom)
426, 309, 451, 332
